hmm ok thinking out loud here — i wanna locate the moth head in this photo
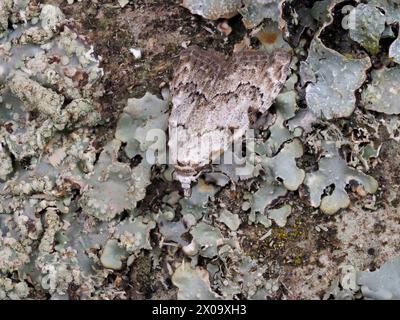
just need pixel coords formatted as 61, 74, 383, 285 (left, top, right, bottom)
174, 164, 202, 198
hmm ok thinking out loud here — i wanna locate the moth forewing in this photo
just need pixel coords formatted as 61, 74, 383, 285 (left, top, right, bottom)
168, 46, 292, 195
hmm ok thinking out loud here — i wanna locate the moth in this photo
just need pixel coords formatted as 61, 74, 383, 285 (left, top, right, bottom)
168, 45, 291, 195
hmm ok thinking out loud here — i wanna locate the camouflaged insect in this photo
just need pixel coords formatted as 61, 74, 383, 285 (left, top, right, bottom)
168, 46, 291, 195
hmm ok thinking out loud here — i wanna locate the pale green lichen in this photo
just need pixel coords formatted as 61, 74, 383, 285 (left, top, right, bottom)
115, 92, 168, 160
182, 0, 242, 20
179, 179, 219, 221
304, 142, 378, 214
187, 221, 224, 258
172, 263, 221, 300
258, 74, 300, 156
261, 139, 305, 191
311, 0, 344, 24
218, 209, 241, 231
100, 239, 128, 270
301, 37, 371, 119
0, 277, 30, 300
268, 204, 291, 227
0, 235, 30, 273
358, 255, 400, 300
240, 0, 283, 29
181, 0, 284, 29
157, 211, 188, 245
0, 142, 13, 181
9, 75, 101, 130
40, 4, 65, 31
389, 34, 400, 63
80, 141, 151, 221
0, 0, 31, 38
0, 1, 13, 37
213, 248, 280, 299
362, 66, 400, 114
115, 216, 156, 253
347, 4, 386, 55
36, 251, 85, 296
369, 0, 400, 24
251, 180, 287, 216
38, 209, 62, 253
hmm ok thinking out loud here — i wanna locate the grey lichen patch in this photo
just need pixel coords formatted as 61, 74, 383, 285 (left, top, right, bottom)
389, 34, 400, 63
301, 37, 371, 119
38, 209, 62, 253
218, 209, 241, 231
239, 0, 284, 29
311, 0, 350, 24
63, 99, 102, 129
80, 140, 151, 221
304, 142, 378, 214
36, 252, 81, 296
36, 252, 76, 296
115, 92, 168, 160
251, 180, 287, 216
0, 0, 30, 38
362, 66, 400, 114
181, 0, 242, 20
58, 27, 97, 67
0, 277, 30, 300
260, 139, 305, 191
0, 143, 13, 181
179, 178, 219, 221
157, 211, 189, 246
187, 221, 224, 258
115, 216, 156, 253
100, 239, 128, 270
326, 265, 360, 300
182, 0, 284, 30
9, 74, 65, 129
172, 263, 221, 300
347, 4, 386, 55
0, 0, 13, 37
0, 3, 162, 299
214, 249, 280, 299
369, 0, 400, 25
268, 204, 291, 227
358, 255, 400, 300
0, 4, 103, 162
259, 74, 300, 156
40, 4, 65, 32
0, 235, 30, 273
